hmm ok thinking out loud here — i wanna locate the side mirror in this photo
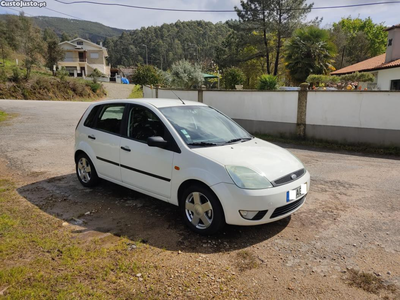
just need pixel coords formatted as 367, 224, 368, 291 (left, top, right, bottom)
147, 136, 168, 148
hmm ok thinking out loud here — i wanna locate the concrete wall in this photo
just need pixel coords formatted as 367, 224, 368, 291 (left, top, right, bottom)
203, 91, 298, 135
143, 85, 155, 98
143, 86, 400, 146
158, 89, 198, 101
307, 91, 400, 145
377, 68, 400, 90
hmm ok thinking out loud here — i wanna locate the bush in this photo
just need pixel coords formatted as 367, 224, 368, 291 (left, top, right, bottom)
257, 74, 278, 90
340, 72, 374, 83
0, 68, 7, 83
86, 81, 102, 93
11, 67, 21, 83
170, 60, 204, 89
132, 65, 160, 86
56, 67, 69, 81
90, 68, 104, 83
222, 67, 245, 89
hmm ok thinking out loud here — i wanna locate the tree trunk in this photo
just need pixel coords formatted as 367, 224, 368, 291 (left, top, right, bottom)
262, 10, 271, 74
274, 9, 282, 76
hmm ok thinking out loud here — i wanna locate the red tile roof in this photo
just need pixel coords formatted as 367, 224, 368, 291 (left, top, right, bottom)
332, 54, 400, 75
385, 24, 400, 31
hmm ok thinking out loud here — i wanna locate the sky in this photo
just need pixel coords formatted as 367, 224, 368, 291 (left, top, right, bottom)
0, 0, 399, 30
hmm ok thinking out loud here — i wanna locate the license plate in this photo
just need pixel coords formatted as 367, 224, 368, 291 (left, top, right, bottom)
286, 183, 307, 202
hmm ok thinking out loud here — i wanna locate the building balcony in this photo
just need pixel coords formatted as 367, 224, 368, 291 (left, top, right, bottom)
62, 58, 87, 63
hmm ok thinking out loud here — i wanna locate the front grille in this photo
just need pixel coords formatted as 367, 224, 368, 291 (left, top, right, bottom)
272, 168, 305, 186
270, 196, 305, 219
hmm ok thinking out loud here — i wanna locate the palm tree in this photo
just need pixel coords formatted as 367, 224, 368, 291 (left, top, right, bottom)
285, 26, 337, 84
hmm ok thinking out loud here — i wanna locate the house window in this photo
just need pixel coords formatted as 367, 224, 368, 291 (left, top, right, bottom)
388, 39, 393, 47
77, 41, 83, 46
90, 53, 99, 59
390, 79, 400, 91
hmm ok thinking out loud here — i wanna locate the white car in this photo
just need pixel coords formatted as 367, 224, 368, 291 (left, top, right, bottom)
75, 99, 310, 234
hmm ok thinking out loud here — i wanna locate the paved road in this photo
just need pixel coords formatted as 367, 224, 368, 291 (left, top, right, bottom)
0, 100, 399, 298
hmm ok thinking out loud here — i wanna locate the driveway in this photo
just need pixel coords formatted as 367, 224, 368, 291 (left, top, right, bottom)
102, 82, 134, 99
0, 100, 399, 299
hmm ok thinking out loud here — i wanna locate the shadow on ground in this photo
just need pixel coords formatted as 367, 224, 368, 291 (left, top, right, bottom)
18, 174, 290, 253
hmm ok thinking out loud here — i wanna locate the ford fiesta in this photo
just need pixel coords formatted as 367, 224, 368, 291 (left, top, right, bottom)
75, 99, 310, 234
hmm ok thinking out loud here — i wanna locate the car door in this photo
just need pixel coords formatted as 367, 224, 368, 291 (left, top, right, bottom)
119, 104, 178, 199
88, 103, 126, 182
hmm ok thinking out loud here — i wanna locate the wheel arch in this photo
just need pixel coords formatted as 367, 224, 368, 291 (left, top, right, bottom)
177, 179, 226, 222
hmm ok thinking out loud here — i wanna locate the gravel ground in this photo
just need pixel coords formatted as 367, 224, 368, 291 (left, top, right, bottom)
0, 100, 399, 299
102, 82, 134, 99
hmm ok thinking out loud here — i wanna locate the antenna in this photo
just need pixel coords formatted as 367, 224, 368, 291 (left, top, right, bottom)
170, 90, 185, 105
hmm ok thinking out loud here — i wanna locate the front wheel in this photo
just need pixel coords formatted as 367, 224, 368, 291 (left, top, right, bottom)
76, 153, 99, 187
180, 184, 225, 235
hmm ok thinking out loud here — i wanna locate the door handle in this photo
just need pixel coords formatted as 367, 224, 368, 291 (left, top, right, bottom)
121, 146, 131, 152
88, 134, 96, 140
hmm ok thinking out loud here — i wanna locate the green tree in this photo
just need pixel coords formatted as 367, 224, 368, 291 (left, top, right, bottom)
132, 65, 160, 86
285, 26, 336, 84
170, 60, 204, 89
235, 0, 313, 75
18, 13, 45, 79
222, 67, 246, 89
60, 32, 71, 42
42, 28, 64, 72
0, 21, 11, 67
331, 17, 387, 68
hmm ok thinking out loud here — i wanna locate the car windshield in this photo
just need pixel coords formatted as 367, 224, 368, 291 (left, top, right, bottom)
159, 106, 252, 146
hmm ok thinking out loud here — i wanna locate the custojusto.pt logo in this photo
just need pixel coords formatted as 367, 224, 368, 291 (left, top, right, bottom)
1, 0, 47, 8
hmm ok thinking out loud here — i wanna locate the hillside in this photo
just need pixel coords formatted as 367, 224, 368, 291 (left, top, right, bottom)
105, 20, 232, 69
0, 15, 125, 43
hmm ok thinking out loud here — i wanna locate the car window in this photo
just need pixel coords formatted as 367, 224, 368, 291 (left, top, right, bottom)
95, 104, 125, 134
84, 105, 100, 128
127, 106, 164, 142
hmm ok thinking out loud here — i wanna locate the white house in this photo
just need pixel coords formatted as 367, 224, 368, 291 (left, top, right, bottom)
58, 38, 111, 78
332, 24, 400, 90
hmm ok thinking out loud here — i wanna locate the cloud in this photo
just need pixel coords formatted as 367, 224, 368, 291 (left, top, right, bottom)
0, 0, 398, 30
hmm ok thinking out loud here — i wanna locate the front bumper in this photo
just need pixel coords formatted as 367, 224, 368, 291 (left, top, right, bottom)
212, 171, 310, 226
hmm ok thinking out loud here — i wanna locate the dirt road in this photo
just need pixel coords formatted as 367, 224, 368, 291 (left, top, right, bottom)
0, 100, 399, 299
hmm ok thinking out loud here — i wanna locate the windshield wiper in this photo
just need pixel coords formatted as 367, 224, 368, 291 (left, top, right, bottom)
187, 142, 218, 146
225, 137, 253, 144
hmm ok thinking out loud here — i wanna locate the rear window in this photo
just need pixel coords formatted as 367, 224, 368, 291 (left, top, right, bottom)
84, 105, 100, 128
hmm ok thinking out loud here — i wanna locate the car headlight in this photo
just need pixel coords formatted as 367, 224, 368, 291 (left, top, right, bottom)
226, 166, 273, 190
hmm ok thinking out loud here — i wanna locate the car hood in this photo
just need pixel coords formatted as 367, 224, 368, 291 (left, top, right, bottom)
192, 138, 304, 182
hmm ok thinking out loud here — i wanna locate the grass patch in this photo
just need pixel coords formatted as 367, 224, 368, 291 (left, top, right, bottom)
235, 250, 258, 272
256, 133, 400, 157
0, 111, 8, 122
0, 176, 238, 298
346, 269, 397, 295
128, 85, 143, 99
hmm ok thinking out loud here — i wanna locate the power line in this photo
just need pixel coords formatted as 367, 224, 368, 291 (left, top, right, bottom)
53, 0, 400, 13
1, 7, 34, 16
44, 7, 84, 20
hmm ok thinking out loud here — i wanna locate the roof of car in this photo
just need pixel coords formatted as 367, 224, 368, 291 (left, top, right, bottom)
92, 98, 206, 108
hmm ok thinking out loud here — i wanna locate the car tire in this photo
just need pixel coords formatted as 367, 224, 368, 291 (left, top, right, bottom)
76, 153, 99, 187
180, 183, 225, 235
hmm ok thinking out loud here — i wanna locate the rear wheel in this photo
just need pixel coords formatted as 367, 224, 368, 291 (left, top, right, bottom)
180, 184, 225, 235
76, 153, 99, 187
